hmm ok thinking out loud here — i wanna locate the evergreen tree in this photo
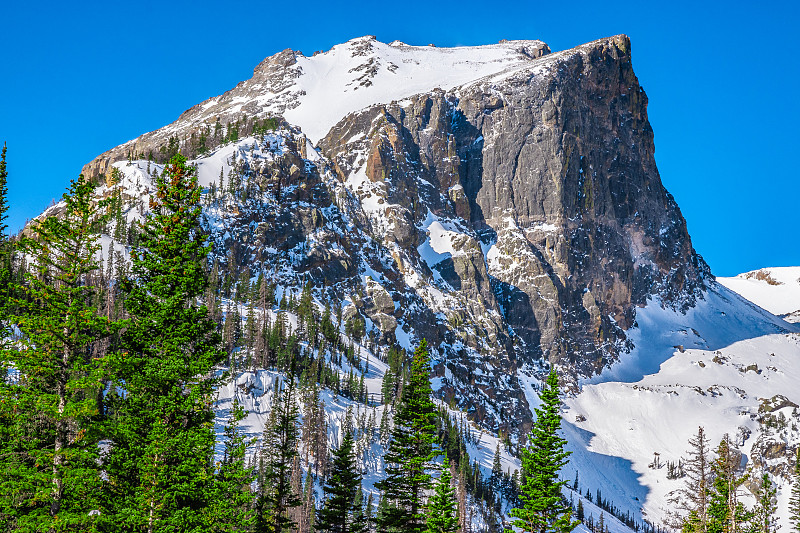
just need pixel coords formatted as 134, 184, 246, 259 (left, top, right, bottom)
674, 427, 712, 533
317, 431, 363, 533
211, 397, 256, 532
104, 154, 225, 532
426, 455, 459, 533
490, 443, 503, 493
376, 340, 438, 533
788, 449, 800, 533
0, 174, 113, 531
750, 473, 779, 533
0, 143, 9, 294
705, 436, 749, 533
0, 142, 13, 531
257, 372, 302, 533
508, 370, 577, 533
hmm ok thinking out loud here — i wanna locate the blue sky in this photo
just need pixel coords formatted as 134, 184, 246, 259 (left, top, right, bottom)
1, 1, 797, 276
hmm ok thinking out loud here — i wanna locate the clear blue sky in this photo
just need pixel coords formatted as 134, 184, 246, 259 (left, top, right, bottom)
1, 1, 797, 276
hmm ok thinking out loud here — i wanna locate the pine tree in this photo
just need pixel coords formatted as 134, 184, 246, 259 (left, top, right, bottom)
674, 427, 712, 533
0, 174, 113, 531
0, 143, 9, 294
508, 370, 577, 533
376, 340, 438, 533
104, 154, 225, 532
705, 435, 749, 533
750, 473, 779, 533
257, 372, 302, 533
0, 142, 13, 531
490, 443, 503, 493
211, 397, 257, 532
788, 449, 799, 533
317, 431, 363, 533
426, 455, 459, 533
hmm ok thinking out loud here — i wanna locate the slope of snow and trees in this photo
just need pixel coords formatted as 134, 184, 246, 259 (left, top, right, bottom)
2, 34, 800, 533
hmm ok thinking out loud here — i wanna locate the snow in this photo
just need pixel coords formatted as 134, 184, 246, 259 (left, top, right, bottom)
588, 281, 796, 385
718, 266, 800, 319
563, 279, 800, 530
283, 37, 545, 143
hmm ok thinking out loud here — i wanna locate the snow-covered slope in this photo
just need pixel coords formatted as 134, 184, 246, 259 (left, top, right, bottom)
562, 282, 800, 530
718, 267, 800, 322
83, 36, 550, 177
282, 37, 548, 143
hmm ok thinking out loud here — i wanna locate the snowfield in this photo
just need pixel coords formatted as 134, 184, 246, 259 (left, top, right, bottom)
564, 279, 800, 530
718, 266, 800, 322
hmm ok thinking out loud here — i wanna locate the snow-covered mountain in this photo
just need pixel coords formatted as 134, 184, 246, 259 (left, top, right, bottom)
78, 34, 716, 436
31, 34, 800, 532
719, 267, 800, 323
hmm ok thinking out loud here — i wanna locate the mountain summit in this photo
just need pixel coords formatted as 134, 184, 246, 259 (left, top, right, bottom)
76, 34, 728, 433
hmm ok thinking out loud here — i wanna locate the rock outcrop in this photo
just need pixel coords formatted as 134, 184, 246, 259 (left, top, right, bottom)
74, 35, 710, 435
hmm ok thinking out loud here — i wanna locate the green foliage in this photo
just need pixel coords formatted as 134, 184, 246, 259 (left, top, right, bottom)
0, 143, 8, 245
508, 370, 577, 533
376, 340, 438, 533
426, 455, 459, 533
790, 449, 800, 533
104, 154, 224, 532
705, 436, 750, 533
257, 373, 302, 533
0, 174, 113, 531
211, 397, 257, 532
317, 431, 363, 533
750, 473, 779, 533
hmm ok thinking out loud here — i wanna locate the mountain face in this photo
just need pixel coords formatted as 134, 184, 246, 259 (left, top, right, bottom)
80, 35, 713, 434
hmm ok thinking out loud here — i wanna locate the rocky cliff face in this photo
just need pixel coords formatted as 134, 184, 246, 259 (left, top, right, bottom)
77, 34, 710, 435
319, 35, 708, 375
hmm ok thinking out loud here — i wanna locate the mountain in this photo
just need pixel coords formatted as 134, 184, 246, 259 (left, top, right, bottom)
39, 35, 800, 530
78, 34, 717, 436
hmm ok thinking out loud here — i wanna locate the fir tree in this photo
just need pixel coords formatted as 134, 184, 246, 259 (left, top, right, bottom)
751, 473, 779, 533
317, 431, 363, 533
508, 370, 577, 533
674, 427, 712, 533
0, 143, 14, 530
376, 340, 438, 533
0, 174, 113, 531
257, 372, 302, 533
211, 397, 257, 532
104, 154, 225, 532
490, 443, 503, 493
788, 449, 799, 533
705, 436, 749, 533
426, 455, 459, 533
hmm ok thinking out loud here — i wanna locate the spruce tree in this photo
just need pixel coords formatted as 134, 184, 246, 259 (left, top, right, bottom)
426, 455, 459, 533
508, 370, 577, 533
789, 449, 800, 533
0, 174, 113, 531
104, 154, 225, 532
750, 473, 778, 533
675, 427, 712, 533
211, 397, 257, 532
705, 436, 749, 533
257, 373, 302, 533
376, 340, 438, 533
0, 142, 13, 531
317, 431, 362, 533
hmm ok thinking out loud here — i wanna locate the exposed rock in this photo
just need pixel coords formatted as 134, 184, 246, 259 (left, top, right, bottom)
66, 35, 713, 436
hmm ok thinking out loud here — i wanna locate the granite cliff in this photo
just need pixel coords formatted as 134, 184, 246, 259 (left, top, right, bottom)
79, 34, 711, 434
